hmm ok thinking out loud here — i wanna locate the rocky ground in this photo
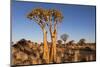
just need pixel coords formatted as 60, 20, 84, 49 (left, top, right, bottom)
11, 39, 96, 66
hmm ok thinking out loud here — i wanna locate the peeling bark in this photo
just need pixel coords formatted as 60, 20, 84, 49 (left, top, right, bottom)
50, 30, 57, 63
53, 31, 57, 63
43, 29, 49, 63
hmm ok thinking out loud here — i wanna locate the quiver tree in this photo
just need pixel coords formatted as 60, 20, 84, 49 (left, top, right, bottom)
27, 8, 49, 63
61, 33, 69, 47
57, 40, 62, 45
57, 40, 62, 48
78, 38, 86, 46
27, 8, 63, 63
46, 9, 63, 63
68, 40, 74, 45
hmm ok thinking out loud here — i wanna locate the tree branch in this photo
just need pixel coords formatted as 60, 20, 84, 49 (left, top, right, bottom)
32, 18, 44, 30
54, 21, 57, 33
48, 17, 53, 35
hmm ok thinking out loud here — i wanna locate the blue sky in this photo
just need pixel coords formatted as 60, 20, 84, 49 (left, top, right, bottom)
12, 1, 96, 43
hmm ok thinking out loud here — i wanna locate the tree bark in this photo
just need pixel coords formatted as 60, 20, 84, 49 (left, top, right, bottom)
50, 32, 54, 63
50, 30, 57, 63
53, 30, 57, 63
43, 29, 49, 63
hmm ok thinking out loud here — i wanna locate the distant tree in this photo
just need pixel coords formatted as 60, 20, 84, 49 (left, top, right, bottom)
78, 38, 86, 46
57, 40, 62, 45
61, 34, 69, 45
68, 40, 74, 45
35, 42, 38, 45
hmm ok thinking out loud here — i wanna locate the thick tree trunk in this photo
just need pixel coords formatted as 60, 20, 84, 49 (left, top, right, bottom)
50, 30, 57, 63
50, 34, 54, 63
53, 31, 57, 63
50, 32, 54, 63
43, 29, 49, 63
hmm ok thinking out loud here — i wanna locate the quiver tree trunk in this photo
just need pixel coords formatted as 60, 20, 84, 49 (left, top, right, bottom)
53, 30, 57, 63
50, 30, 57, 63
43, 29, 49, 63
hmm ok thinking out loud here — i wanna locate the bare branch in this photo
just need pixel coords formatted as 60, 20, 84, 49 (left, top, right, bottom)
32, 18, 44, 30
